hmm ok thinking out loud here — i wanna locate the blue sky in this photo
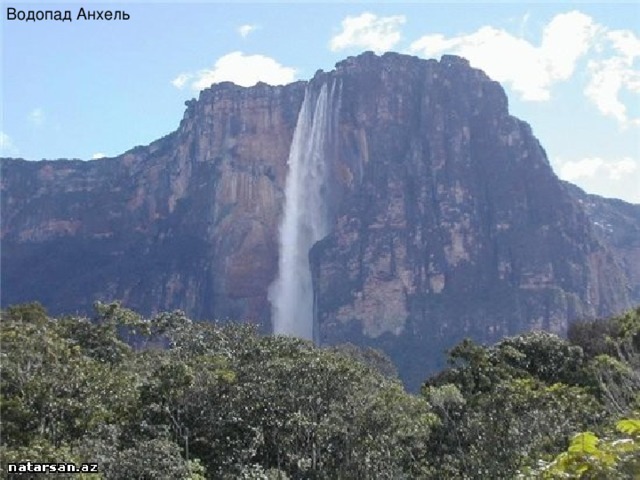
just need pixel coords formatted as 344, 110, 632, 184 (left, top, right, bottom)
2, 2, 639, 202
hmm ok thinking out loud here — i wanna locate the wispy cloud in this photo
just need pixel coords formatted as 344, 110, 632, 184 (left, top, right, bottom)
171, 73, 192, 89
28, 108, 45, 126
0, 131, 18, 155
171, 51, 297, 90
560, 156, 638, 181
584, 30, 640, 128
330, 12, 406, 54
238, 24, 257, 38
92, 153, 107, 159
558, 156, 640, 203
518, 12, 531, 39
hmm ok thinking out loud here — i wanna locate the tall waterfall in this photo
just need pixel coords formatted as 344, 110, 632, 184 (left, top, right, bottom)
269, 80, 340, 341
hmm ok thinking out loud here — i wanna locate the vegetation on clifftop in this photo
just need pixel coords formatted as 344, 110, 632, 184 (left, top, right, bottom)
1, 302, 638, 479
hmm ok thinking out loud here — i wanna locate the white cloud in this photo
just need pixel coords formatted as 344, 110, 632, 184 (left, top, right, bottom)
408, 11, 640, 128
561, 156, 639, 182
171, 73, 192, 90
238, 24, 256, 38
171, 51, 297, 91
584, 29, 640, 127
539, 11, 598, 80
558, 156, 640, 203
607, 30, 640, 63
559, 157, 606, 180
411, 27, 550, 100
409, 10, 596, 102
330, 12, 406, 54
584, 58, 640, 127
92, 153, 107, 159
0, 131, 18, 155
607, 157, 638, 180
28, 108, 45, 126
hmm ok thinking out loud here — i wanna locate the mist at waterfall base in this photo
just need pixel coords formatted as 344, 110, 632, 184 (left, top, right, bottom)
269, 80, 340, 341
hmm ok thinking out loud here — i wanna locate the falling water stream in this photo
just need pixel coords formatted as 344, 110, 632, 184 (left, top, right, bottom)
269, 80, 340, 341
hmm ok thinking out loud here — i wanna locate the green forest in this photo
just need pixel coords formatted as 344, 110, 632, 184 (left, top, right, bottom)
1, 302, 639, 479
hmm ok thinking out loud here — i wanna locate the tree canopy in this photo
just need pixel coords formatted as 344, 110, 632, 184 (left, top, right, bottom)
1, 302, 638, 479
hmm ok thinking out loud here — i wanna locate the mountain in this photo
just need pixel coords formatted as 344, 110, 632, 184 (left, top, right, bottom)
2, 81, 305, 326
562, 181, 640, 303
2, 52, 638, 389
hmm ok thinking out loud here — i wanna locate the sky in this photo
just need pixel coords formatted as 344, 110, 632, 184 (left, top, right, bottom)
1, 2, 639, 203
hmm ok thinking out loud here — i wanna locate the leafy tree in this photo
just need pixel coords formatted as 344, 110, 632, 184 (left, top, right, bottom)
422, 331, 608, 478
571, 307, 640, 415
496, 331, 586, 385
568, 318, 617, 359
535, 417, 640, 479
3, 302, 638, 479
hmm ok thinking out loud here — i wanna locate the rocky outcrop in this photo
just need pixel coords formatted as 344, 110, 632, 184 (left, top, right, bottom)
2, 52, 638, 389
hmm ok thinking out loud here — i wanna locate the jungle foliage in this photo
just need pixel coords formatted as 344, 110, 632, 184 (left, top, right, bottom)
1, 303, 638, 479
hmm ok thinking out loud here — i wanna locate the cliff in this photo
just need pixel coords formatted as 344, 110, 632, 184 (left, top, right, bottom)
2, 52, 638, 388
308, 53, 638, 388
1, 81, 305, 327
563, 181, 640, 303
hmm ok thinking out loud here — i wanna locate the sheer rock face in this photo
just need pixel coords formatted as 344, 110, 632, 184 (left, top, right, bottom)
1, 52, 638, 388
309, 53, 637, 388
562, 182, 640, 304
1, 81, 306, 326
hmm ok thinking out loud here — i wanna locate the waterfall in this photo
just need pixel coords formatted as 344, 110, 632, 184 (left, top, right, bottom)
269, 79, 340, 341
